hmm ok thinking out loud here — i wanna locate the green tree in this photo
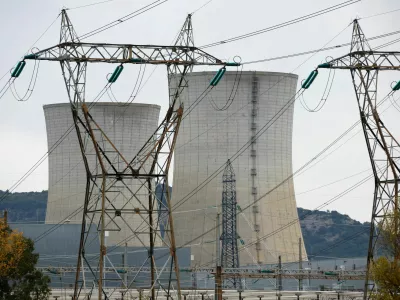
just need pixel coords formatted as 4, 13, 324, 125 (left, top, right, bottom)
370, 211, 400, 299
0, 217, 50, 299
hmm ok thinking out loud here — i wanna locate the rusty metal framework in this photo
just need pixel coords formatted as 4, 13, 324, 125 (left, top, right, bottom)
24, 10, 234, 300
317, 20, 400, 299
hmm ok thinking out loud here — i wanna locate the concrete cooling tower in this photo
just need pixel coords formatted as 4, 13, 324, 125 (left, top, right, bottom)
171, 71, 307, 266
44, 103, 161, 244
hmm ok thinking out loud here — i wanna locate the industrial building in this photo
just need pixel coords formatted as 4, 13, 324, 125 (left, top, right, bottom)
171, 71, 307, 266
43, 102, 161, 246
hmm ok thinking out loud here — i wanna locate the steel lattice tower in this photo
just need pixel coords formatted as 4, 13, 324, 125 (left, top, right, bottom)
20, 10, 237, 300
315, 19, 400, 299
220, 159, 240, 288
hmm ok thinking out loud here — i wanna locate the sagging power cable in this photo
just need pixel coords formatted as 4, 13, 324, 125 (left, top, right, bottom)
78, 0, 168, 40
31, 73, 219, 244
176, 90, 400, 268
0, 79, 113, 204
173, 22, 353, 210
200, 0, 360, 49
10, 57, 41, 102
242, 28, 400, 65
209, 64, 243, 111
300, 61, 335, 112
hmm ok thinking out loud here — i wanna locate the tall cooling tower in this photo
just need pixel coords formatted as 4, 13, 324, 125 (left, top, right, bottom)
44, 103, 160, 245
171, 71, 307, 266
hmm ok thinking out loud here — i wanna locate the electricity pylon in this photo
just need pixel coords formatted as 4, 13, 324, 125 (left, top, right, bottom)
220, 160, 240, 289
316, 19, 400, 299
24, 10, 236, 300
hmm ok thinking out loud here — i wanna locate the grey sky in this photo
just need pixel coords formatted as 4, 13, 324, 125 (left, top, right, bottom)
0, 0, 399, 223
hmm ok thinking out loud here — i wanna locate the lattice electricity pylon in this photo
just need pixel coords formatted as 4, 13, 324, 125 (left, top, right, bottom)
220, 160, 241, 289
23, 10, 238, 300
315, 19, 400, 298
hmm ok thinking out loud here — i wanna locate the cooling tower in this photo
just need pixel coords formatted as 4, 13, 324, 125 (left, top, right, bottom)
171, 71, 307, 266
44, 103, 161, 245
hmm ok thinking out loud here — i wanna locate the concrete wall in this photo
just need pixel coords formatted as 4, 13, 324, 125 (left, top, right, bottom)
171, 71, 307, 266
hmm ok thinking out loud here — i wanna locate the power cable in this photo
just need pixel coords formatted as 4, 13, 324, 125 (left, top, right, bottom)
174, 33, 398, 242
31, 81, 241, 256
181, 86, 214, 120
0, 14, 60, 100
22, 18, 201, 244
198, 172, 373, 268
300, 67, 335, 112
66, 0, 117, 10
172, 89, 305, 211
31, 76, 217, 244
172, 22, 351, 210
109, 85, 354, 263
200, 0, 360, 49
0, 78, 14, 100
78, 0, 168, 40
242, 28, 400, 65
0, 7, 350, 198
10, 59, 41, 102
209, 65, 243, 111
271, 227, 370, 274
172, 23, 353, 211
24, 14, 61, 57
161, 90, 398, 268
373, 36, 400, 50
239, 174, 372, 252
0, 0, 174, 202
0, 70, 9, 83
197, 124, 398, 268
302, 32, 400, 114
14, 13, 392, 255
309, 227, 370, 256
25, 40, 360, 262
0, 83, 111, 203
148, 155, 375, 269
360, 7, 400, 20
191, 0, 214, 15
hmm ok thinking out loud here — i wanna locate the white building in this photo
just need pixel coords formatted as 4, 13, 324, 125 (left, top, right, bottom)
171, 71, 307, 266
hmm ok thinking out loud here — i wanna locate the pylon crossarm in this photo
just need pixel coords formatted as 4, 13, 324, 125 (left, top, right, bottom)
318, 51, 400, 70
23, 42, 233, 66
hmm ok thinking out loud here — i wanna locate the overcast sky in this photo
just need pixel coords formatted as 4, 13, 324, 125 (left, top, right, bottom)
0, 0, 399, 223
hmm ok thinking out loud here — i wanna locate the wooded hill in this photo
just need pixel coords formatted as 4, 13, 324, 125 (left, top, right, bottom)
0, 190, 370, 258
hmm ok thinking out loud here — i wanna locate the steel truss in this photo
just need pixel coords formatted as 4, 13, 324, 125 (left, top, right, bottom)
25, 10, 233, 300
317, 20, 400, 298
220, 160, 240, 289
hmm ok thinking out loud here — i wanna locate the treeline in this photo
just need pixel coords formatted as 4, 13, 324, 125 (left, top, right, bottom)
0, 190, 47, 223
0, 190, 371, 258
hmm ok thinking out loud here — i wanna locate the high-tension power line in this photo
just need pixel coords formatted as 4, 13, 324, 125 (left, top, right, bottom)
242, 28, 400, 65
169, 83, 400, 270
10, 9, 239, 300
200, 0, 360, 48
3, 4, 400, 298
2, 3, 396, 206
78, 0, 168, 40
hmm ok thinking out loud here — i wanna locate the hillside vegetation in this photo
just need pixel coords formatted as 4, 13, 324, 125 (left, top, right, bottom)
0, 190, 370, 258
0, 190, 47, 223
298, 207, 370, 258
